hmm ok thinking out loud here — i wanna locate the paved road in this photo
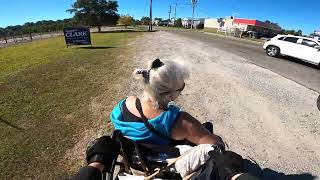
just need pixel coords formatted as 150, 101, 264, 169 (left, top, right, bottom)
166, 30, 320, 93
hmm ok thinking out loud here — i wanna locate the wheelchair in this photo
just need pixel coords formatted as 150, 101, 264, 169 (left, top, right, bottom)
104, 122, 214, 180
103, 130, 187, 180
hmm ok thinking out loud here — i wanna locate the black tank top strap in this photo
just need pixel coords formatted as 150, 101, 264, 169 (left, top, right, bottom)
121, 99, 143, 122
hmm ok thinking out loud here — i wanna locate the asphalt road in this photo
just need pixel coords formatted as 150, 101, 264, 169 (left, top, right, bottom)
166, 30, 320, 93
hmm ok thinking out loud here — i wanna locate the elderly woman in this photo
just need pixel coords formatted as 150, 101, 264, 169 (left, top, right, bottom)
110, 59, 224, 147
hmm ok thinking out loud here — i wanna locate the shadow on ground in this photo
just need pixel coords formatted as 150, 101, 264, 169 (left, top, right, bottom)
77, 46, 114, 49
277, 56, 319, 70
0, 116, 24, 130
244, 159, 317, 180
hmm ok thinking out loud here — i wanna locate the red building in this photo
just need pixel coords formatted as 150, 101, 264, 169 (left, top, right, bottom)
234, 18, 282, 37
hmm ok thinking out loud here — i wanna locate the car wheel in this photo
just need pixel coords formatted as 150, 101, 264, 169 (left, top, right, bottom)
266, 45, 280, 57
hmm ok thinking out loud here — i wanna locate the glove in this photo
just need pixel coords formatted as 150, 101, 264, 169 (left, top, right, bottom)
86, 136, 121, 173
208, 150, 244, 180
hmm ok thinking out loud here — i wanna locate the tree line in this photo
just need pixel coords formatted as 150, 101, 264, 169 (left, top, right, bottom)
0, 19, 76, 38
280, 29, 303, 36
0, 0, 307, 40
0, 0, 154, 40
118, 16, 183, 28
0, 0, 120, 39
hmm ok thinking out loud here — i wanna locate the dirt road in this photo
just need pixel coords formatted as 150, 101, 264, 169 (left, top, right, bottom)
128, 31, 320, 179
166, 30, 320, 93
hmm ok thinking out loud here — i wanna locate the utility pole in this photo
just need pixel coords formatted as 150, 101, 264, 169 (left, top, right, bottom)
168, 5, 172, 27
232, 12, 239, 36
191, 0, 197, 29
149, 0, 153, 31
232, 12, 238, 26
173, 2, 177, 20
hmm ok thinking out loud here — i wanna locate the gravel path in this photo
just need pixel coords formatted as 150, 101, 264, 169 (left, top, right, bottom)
127, 31, 320, 179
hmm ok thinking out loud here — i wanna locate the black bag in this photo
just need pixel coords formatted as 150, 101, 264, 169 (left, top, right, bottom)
191, 157, 219, 180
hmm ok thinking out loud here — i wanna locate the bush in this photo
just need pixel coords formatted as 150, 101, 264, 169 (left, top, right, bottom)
196, 24, 204, 29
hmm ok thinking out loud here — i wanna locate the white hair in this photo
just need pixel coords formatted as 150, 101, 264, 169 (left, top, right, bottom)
133, 59, 189, 109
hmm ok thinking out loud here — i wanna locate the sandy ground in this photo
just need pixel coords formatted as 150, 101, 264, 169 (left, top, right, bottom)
126, 31, 320, 179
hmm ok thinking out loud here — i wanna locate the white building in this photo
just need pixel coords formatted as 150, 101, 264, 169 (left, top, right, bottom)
204, 17, 233, 32
182, 18, 205, 28
204, 17, 282, 37
182, 18, 191, 27
153, 19, 160, 26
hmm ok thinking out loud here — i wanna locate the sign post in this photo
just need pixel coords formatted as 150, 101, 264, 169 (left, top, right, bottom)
63, 27, 91, 48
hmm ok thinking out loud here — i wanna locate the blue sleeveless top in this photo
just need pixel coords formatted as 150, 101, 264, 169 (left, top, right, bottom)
110, 99, 180, 145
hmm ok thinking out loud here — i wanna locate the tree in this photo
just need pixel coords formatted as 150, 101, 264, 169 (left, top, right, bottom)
140, 16, 151, 25
0, 27, 6, 37
264, 20, 271, 24
133, 19, 141, 26
154, 18, 162, 21
174, 18, 182, 27
67, 0, 120, 32
294, 29, 303, 36
0, 28, 8, 43
1, 18, 74, 37
281, 29, 295, 35
118, 15, 134, 28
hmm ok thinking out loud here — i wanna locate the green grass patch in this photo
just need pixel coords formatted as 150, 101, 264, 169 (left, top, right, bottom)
0, 32, 142, 179
203, 28, 218, 33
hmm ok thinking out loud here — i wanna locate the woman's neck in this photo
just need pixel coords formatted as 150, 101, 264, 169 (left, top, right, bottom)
141, 95, 167, 111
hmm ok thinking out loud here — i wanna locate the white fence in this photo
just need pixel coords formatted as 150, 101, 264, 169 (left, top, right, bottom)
0, 31, 64, 47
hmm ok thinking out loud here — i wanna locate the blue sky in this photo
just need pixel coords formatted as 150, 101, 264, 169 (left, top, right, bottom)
0, 0, 319, 35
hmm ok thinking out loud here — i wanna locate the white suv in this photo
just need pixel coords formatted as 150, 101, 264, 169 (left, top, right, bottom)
263, 35, 320, 68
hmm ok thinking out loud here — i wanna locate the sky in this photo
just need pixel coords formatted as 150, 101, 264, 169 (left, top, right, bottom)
0, 0, 319, 35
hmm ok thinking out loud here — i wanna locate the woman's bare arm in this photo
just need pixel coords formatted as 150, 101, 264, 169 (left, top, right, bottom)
171, 112, 224, 145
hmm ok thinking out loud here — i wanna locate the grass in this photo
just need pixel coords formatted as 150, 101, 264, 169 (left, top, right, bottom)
202, 28, 219, 34
0, 32, 142, 179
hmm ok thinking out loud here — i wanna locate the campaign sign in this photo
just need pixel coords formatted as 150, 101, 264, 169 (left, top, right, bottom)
63, 27, 91, 46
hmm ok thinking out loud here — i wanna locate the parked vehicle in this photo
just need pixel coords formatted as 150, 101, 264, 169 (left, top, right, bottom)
263, 35, 320, 68
242, 31, 261, 39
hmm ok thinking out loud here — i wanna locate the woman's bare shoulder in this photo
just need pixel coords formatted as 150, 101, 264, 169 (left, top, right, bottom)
126, 96, 137, 102
125, 96, 141, 117
125, 96, 137, 108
